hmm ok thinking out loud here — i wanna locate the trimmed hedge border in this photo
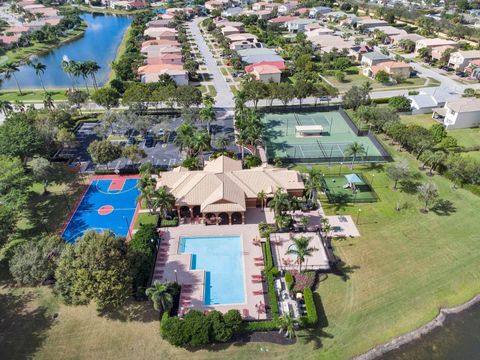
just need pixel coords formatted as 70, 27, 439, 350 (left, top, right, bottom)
301, 288, 318, 327
285, 271, 294, 292
241, 319, 278, 332
160, 218, 178, 227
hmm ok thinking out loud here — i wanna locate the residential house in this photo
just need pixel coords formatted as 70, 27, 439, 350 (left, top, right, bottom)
305, 33, 354, 52
305, 26, 334, 35
144, 27, 177, 40
147, 19, 175, 28
286, 18, 316, 32
278, 1, 298, 15
433, 98, 480, 129
309, 6, 331, 18
138, 64, 188, 85
252, 1, 269, 11
364, 60, 411, 80
360, 51, 391, 67
448, 50, 480, 71
147, 53, 183, 65
221, 6, 243, 17
141, 44, 182, 57
226, 33, 258, 43
245, 61, 285, 83
390, 33, 425, 45
268, 16, 298, 27
415, 38, 458, 56
126, 1, 147, 10
0, 34, 21, 48
230, 40, 260, 50
349, 45, 373, 61
237, 47, 284, 64
205, 0, 231, 11
367, 25, 407, 43
408, 88, 451, 114
354, 17, 389, 29
431, 45, 457, 61
221, 25, 242, 36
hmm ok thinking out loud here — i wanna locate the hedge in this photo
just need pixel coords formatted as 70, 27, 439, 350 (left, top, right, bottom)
262, 239, 279, 317
301, 288, 318, 327
160, 218, 178, 227
285, 271, 294, 292
372, 97, 389, 104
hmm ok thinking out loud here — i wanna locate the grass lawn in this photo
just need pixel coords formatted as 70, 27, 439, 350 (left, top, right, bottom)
324, 73, 438, 94
2, 142, 480, 359
207, 85, 217, 97
220, 67, 228, 76
0, 90, 68, 102
400, 113, 438, 128
448, 128, 480, 148
108, 24, 132, 82
133, 212, 158, 229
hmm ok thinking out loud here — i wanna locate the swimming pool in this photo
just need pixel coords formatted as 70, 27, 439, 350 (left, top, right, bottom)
179, 235, 245, 305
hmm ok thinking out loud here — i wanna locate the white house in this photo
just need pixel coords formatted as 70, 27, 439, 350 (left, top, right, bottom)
448, 50, 480, 71
286, 18, 316, 33
433, 98, 480, 129
309, 6, 331, 18
278, 1, 297, 15
408, 88, 451, 114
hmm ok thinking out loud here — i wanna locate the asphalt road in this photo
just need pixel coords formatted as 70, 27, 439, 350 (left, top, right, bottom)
188, 17, 235, 108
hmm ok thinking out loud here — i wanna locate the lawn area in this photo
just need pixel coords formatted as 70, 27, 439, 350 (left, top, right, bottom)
207, 85, 217, 97
2, 141, 480, 359
0, 90, 68, 102
448, 127, 480, 148
108, 23, 132, 82
323, 73, 438, 94
133, 212, 158, 229
400, 113, 438, 128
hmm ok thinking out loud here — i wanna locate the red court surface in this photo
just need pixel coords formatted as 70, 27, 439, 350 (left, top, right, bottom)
108, 178, 126, 191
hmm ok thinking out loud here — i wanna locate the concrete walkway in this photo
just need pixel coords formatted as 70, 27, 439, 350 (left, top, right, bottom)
188, 17, 234, 108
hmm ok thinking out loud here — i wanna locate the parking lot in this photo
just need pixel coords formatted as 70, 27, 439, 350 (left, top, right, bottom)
57, 111, 238, 172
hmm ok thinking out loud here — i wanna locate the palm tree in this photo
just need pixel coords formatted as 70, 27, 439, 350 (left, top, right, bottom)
278, 314, 297, 339
0, 100, 12, 116
175, 122, 195, 155
344, 142, 366, 169
31, 62, 47, 92
257, 190, 267, 210
70, 60, 83, 90
417, 182, 439, 213
3, 63, 23, 95
216, 135, 229, 150
153, 186, 175, 218
145, 281, 176, 315
199, 103, 216, 134
78, 62, 91, 94
62, 59, 76, 89
286, 235, 318, 273
191, 130, 211, 165
43, 92, 55, 110
268, 189, 291, 216
85, 60, 100, 90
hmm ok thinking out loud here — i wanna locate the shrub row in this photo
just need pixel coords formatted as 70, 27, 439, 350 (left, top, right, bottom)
372, 98, 389, 104
285, 271, 294, 292
241, 319, 278, 332
301, 288, 318, 327
160, 218, 178, 227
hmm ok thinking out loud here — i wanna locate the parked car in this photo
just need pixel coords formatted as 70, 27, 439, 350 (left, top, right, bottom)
144, 135, 154, 148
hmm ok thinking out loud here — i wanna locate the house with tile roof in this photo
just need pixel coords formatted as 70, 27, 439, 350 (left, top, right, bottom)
245, 61, 285, 82
433, 98, 480, 129
156, 155, 304, 224
138, 64, 188, 85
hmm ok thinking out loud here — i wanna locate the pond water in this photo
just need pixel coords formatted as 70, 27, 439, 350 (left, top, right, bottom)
381, 301, 480, 360
2, 13, 131, 90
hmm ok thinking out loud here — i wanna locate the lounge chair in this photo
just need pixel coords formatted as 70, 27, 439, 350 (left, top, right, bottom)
254, 262, 264, 267
252, 279, 263, 283
251, 274, 263, 278
254, 257, 263, 261
242, 309, 249, 317
253, 290, 264, 295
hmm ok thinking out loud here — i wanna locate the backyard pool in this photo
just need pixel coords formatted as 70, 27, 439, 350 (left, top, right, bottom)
179, 235, 245, 305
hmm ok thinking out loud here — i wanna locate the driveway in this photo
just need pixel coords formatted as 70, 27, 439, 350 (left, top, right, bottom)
188, 18, 235, 109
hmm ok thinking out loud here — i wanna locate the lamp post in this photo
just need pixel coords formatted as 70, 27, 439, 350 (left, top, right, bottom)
174, 269, 178, 283
123, 216, 132, 239
338, 162, 343, 176
371, 174, 375, 187
356, 208, 361, 225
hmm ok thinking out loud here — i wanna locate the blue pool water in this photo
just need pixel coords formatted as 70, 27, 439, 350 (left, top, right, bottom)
2, 13, 131, 89
62, 178, 140, 243
179, 236, 245, 305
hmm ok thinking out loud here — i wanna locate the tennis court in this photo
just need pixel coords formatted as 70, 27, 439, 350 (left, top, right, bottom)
321, 174, 378, 203
262, 110, 388, 163
61, 175, 141, 243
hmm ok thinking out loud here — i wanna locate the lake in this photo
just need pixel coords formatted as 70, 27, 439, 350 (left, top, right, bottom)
381, 301, 480, 359
2, 13, 131, 90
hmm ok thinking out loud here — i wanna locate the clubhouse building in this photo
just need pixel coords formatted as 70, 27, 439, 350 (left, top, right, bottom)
156, 156, 305, 225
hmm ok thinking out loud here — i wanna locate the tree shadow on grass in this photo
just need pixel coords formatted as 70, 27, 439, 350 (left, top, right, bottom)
0, 275, 54, 359
399, 179, 421, 194
98, 299, 159, 323
297, 292, 332, 350
332, 259, 360, 282
431, 199, 456, 216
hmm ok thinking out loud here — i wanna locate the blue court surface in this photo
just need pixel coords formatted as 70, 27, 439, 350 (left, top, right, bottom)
62, 177, 140, 243
179, 235, 245, 305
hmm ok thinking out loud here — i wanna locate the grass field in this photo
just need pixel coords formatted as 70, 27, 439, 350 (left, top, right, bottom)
322, 175, 378, 203
1, 141, 480, 359
448, 128, 480, 148
400, 113, 437, 128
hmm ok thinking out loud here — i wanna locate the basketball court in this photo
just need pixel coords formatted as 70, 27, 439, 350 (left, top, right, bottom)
61, 175, 141, 243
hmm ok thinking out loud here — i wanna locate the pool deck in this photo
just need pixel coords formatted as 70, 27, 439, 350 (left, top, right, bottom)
153, 208, 274, 320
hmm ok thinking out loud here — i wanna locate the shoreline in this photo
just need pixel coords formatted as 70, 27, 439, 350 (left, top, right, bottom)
353, 294, 480, 360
